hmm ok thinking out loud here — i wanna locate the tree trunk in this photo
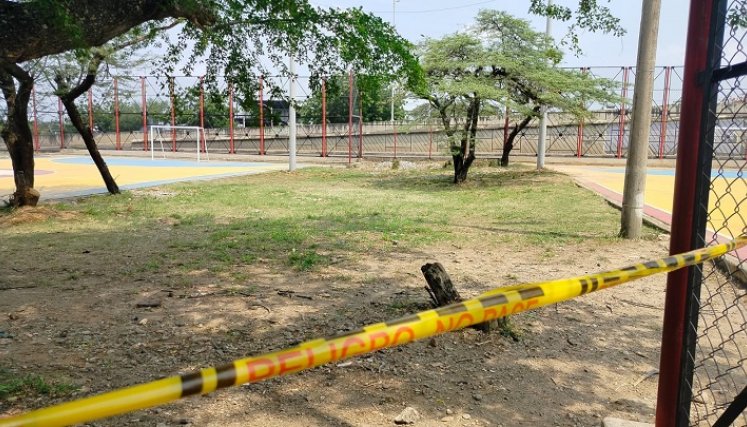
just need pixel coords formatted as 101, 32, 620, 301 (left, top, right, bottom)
451, 95, 480, 184
57, 70, 120, 195
0, 65, 38, 207
500, 107, 540, 167
421, 262, 462, 306
420, 262, 501, 333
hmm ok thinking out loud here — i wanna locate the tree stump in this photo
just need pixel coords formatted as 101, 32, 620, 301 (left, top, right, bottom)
421, 262, 504, 334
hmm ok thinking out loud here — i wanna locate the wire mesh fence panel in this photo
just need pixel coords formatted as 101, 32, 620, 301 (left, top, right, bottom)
2, 66, 697, 159
680, 1, 747, 425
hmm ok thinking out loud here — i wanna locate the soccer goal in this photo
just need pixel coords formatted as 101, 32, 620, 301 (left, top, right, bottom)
149, 125, 208, 162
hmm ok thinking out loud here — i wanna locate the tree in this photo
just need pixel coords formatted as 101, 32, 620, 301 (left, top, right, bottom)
413, 10, 618, 184
298, 75, 406, 124
0, 0, 422, 206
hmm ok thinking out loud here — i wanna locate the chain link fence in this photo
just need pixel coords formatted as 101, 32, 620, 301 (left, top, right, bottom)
658, 0, 747, 425
5, 65, 722, 160
685, 0, 747, 424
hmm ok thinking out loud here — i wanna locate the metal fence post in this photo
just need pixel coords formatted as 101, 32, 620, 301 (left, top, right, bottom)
229, 82, 234, 154
87, 87, 94, 133
114, 77, 121, 151
169, 77, 176, 152
428, 120, 433, 160
321, 78, 327, 157
660, 66, 672, 159
348, 70, 353, 165
199, 76, 208, 153
141, 77, 148, 151
617, 66, 630, 158
32, 85, 40, 152
655, 0, 719, 425
577, 67, 587, 158
58, 98, 65, 149
259, 76, 265, 155
358, 95, 364, 158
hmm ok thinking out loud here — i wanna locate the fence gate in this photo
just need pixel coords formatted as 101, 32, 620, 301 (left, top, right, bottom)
656, 0, 747, 426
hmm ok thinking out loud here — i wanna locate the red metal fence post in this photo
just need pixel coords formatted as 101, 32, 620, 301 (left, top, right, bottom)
228, 82, 234, 153
141, 77, 148, 151
87, 87, 94, 133
659, 66, 672, 159
428, 119, 433, 160
169, 77, 176, 152
348, 70, 353, 165
359, 96, 365, 158
393, 123, 398, 159
655, 1, 715, 425
577, 67, 587, 158
199, 76, 208, 153
617, 66, 630, 158
32, 85, 40, 152
114, 77, 121, 150
58, 98, 65, 149
321, 78, 327, 157
503, 106, 510, 147
258, 76, 265, 155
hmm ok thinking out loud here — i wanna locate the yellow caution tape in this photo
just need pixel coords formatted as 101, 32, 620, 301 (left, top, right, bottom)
2, 235, 745, 427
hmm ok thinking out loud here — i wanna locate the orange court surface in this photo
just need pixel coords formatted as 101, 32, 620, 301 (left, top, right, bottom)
0, 153, 293, 201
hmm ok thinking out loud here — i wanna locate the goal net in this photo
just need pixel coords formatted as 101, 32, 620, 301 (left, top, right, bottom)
149, 125, 208, 162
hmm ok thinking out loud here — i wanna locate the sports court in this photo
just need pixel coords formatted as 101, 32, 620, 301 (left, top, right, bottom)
0, 154, 293, 201
554, 164, 746, 248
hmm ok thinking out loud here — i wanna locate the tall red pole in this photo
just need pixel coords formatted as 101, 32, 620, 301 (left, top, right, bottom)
503, 106, 510, 147
358, 95, 364, 158
348, 69, 353, 165
655, 1, 715, 425
258, 76, 265, 155
169, 77, 176, 152
58, 98, 65, 149
141, 77, 148, 151
617, 67, 630, 158
228, 82, 234, 154
87, 87, 94, 132
31, 85, 40, 152
199, 76, 207, 153
393, 122, 398, 159
577, 67, 587, 158
428, 120, 433, 160
114, 77, 121, 151
659, 66, 672, 159
321, 78, 327, 157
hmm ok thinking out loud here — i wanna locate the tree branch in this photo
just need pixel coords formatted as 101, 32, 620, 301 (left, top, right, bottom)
0, 0, 215, 63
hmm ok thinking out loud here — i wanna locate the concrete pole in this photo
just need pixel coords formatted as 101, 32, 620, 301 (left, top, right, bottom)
620, 0, 662, 238
390, 0, 398, 124
536, 0, 552, 170
289, 52, 297, 172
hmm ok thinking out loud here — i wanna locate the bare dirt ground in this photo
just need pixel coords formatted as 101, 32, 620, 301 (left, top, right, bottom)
0, 222, 674, 426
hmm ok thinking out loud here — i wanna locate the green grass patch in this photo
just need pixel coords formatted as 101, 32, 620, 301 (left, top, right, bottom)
0, 370, 78, 400
0, 165, 656, 283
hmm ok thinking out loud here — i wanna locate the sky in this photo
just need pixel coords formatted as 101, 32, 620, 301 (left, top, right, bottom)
309, 0, 691, 68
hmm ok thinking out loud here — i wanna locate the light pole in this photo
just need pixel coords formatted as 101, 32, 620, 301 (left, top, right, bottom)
390, 0, 399, 124
537, 0, 552, 170
289, 52, 297, 171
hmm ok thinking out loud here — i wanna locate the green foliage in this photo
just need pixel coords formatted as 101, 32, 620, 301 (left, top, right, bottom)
413, 10, 619, 177
528, 0, 625, 54
299, 74, 405, 124
169, 2, 424, 106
